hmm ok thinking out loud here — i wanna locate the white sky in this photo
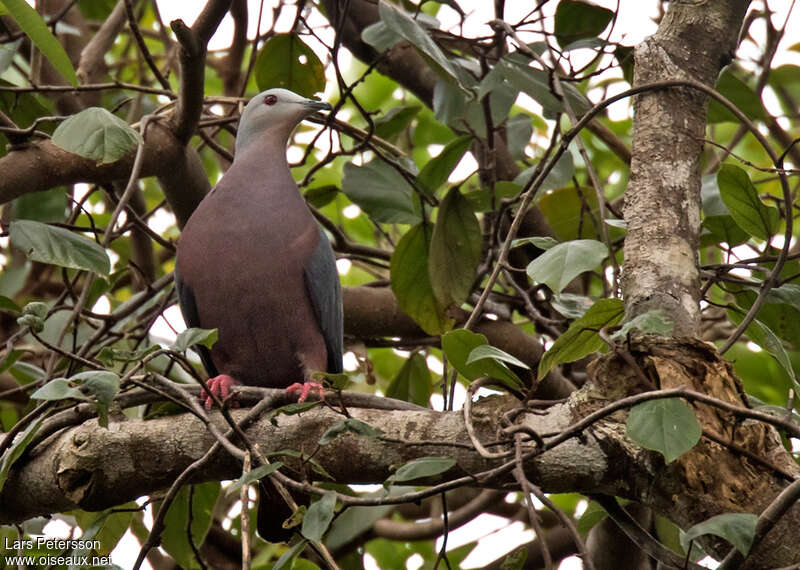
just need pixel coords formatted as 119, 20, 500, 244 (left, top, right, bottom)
52, 1, 799, 568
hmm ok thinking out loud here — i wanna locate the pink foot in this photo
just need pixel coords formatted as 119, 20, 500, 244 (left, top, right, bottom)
201, 374, 239, 410
286, 381, 325, 403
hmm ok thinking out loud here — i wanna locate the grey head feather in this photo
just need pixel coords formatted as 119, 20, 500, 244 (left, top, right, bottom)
235, 88, 331, 156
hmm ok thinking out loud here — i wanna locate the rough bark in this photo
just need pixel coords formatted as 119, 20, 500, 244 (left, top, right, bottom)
586, 337, 799, 568
0, 395, 588, 523
622, 0, 750, 335
2, 338, 798, 567
0, 122, 210, 228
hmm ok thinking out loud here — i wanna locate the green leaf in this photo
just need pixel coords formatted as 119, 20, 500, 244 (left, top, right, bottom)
361, 20, 403, 52
554, 0, 614, 48
429, 187, 482, 308
707, 70, 766, 123
0, 415, 44, 493
344, 418, 384, 438
51, 107, 141, 165
701, 174, 729, 217
614, 44, 634, 84
576, 501, 609, 535
228, 462, 283, 493
273, 538, 308, 570
717, 164, 779, 240
467, 344, 530, 370
292, 556, 322, 570
0, 0, 77, 86
10, 219, 110, 275
441, 329, 523, 389
514, 151, 574, 194
378, 2, 460, 86
254, 34, 325, 97
526, 239, 608, 293
9, 361, 45, 384
374, 105, 421, 140
497, 57, 591, 116
385, 352, 432, 406
72, 370, 121, 428
464, 82, 517, 138
433, 80, 467, 124
626, 398, 701, 463
390, 224, 453, 335
465, 181, 521, 212
304, 185, 339, 209
16, 313, 44, 332
732, 289, 800, 350
31, 378, 87, 401
267, 449, 334, 481
173, 327, 219, 352
265, 401, 320, 424
326, 503, 394, 551
538, 298, 624, 379
73, 504, 136, 556
512, 236, 559, 250
14, 185, 67, 222
703, 215, 749, 246
390, 456, 456, 483
302, 492, 337, 542
73, 370, 120, 406
611, 310, 674, 340
767, 283, 800, 310
417, 135, 473, 195
77, 0, 117, 20
729, 313, 799, 393
682, 513, 758, 555
441, 328, 489, 380
538, 185, 600, 241
342, 161, 420, 224
506, 114, 533, 160
161, 482, 219, 569
21, 301, 47, 318
319, 418, 384, 445
96, 345, 159, 366
0, 38, 18, 76
551, 293, 593, 319
604, 218, 627, 230
498, 546, 528, 570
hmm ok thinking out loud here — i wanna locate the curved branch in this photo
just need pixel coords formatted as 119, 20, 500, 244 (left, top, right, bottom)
372, 490, 504, 541
0, 122, 209, 227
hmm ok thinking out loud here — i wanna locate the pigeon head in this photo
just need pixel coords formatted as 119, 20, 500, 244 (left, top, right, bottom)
235, 88, 331, 156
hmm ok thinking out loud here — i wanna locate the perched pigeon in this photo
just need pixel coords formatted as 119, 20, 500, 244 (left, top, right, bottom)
174, 88, 342, 541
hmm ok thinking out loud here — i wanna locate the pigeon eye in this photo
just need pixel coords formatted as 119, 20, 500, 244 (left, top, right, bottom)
264, 94, 278, 106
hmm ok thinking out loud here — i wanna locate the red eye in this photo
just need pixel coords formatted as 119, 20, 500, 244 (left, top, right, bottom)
264, 94, 278, 106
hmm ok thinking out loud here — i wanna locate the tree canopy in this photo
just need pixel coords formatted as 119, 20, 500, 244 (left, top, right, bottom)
1, 0, 799, 569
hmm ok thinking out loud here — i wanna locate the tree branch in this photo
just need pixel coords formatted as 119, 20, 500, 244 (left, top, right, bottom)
0, 393, 590, 524
0, 122, 209, 228
342, 286, 574, 399
169, 0, 233, 144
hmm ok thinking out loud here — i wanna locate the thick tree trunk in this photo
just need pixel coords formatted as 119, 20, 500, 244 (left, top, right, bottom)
623, 0, 750, 335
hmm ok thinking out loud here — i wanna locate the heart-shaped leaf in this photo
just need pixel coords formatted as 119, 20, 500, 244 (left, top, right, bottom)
626, 398, 701, 463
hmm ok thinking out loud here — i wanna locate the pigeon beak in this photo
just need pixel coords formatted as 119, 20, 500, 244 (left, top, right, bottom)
303, 99, 332, 113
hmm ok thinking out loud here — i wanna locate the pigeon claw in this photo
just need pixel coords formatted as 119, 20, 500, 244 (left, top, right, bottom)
201, 374, 239, 410
286, 381, 325, 403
